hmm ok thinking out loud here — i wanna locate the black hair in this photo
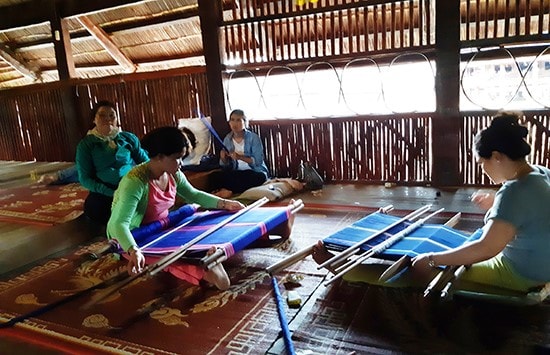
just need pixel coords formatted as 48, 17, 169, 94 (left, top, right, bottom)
141, 126, 189, 158
90, 100, 116, 121
229, 109, 246, 122
474, 112, 531, 160
180, 126, 197, 150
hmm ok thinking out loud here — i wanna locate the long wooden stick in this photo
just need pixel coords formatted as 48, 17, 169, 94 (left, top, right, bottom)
324, 208, 445, 286
317, 204, 432, 270
378, 212, 462, 283
440, 265, 468, 299
83, 197, 269, 309
423, 265, 456, 297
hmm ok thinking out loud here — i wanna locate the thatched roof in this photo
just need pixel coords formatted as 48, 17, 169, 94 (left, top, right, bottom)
0, 0, 223, 89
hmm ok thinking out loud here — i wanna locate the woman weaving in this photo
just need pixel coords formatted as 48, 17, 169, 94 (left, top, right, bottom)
411, 112, 550, 292
312, 112, 549, 294
107, 126, 245, 290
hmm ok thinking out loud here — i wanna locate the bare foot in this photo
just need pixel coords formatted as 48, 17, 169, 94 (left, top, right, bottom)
203, 247, 230, 290
38, 173, 57, 184
213, 188, 233, 199
312, 241, 338, 274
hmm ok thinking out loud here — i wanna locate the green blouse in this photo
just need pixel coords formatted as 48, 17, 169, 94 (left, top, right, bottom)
107, 162, 221, 251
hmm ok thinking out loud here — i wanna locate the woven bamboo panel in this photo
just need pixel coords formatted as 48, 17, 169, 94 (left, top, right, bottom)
461, 111, 550, 185
250, 114, 432, 183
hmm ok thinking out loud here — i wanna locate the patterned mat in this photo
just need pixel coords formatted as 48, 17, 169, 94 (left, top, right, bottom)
0, 183, 87, 225
291, 281, 550, 354
0, 208, 367, 353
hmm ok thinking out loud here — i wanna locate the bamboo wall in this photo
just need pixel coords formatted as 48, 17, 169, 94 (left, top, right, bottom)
250, 114, 432, 183
0, 72, 210, 161
247, 110, 550, 186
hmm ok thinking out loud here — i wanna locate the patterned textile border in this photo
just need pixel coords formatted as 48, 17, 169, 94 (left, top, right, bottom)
0, 183, 87, 225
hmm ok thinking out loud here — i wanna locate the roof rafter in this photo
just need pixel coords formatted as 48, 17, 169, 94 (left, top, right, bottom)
76, 15, 137, 73
0, 43, 39, 81
0, 0, 147, 31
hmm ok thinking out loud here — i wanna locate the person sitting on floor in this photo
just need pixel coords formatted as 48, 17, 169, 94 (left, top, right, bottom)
37, 166, 79, 185
209, 109, 269, 198
312, 112, 550, 293
411, 112, 550, 292
76, 100, 149, 224
107, 126, 245, 290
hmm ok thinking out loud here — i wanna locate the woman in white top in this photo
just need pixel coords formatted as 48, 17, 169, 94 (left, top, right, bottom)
209, 109, 269, 198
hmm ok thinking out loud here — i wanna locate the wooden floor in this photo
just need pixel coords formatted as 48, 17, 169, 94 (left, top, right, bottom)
0, 161, 493, 353
0, 161, 103, 276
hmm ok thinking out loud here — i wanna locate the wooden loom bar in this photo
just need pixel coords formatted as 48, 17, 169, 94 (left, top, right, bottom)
83, 198, 270, 309
325, 208, 445, 286
316, 204, 432, 270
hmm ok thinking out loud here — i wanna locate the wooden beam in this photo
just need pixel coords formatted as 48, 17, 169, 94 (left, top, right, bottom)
432, 0, 461, 186
76, 16, 137, 73
0, 43, 39, 81
198, 0, 228, 136
50, 6, 76, 80
0, 0, 146, 31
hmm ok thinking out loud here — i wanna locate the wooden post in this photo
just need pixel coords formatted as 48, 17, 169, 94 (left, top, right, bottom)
49, 1, 82, 160
432, 0, 461, 186
198, 0, 229, 137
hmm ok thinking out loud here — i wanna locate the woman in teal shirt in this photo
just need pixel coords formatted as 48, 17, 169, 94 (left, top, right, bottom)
107, 126, 244, 290
76, 101, 149, 224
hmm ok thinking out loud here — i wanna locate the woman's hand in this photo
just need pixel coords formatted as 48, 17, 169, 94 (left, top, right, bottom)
220, 150, 229, 161
471, 190, 495, 211
127, 247, 145, 275
218, 199, 245, 211
411, 254, 432, 270
411, 253, 439, 280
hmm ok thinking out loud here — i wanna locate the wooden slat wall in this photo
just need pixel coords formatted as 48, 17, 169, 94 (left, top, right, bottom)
461, 111, 550, 185
0, 90, 69, 161
250, 114, 432, 183
0, 73, 210, 162
222, 0, 434, 66
76, 73, 210, 139
460, 0, 550, 40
